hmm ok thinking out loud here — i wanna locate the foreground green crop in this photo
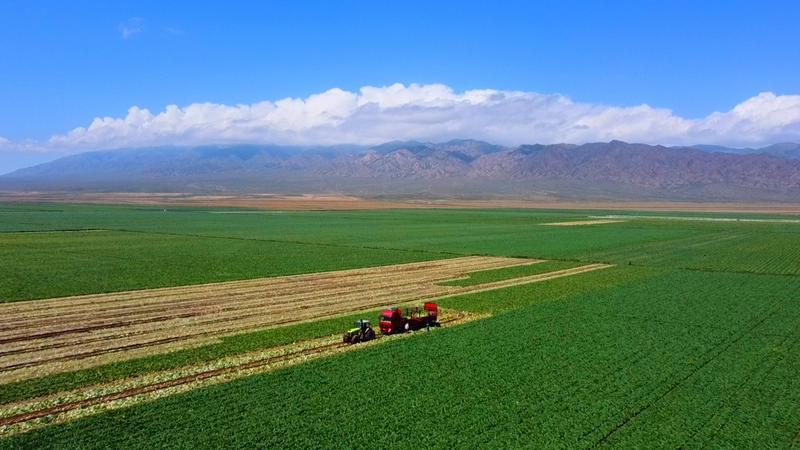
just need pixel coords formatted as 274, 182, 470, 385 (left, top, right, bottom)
4, 268, 798, 448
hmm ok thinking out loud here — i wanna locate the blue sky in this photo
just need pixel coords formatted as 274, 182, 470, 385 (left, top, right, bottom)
0, 0, 799, 172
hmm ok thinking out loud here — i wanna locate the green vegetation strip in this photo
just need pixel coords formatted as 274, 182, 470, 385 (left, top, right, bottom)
438, 260, 583, 287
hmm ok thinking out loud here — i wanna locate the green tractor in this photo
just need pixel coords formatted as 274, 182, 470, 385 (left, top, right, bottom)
342, 319, 376, 344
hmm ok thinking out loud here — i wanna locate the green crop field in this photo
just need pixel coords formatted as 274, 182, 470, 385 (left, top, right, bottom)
1, 202, 800, 448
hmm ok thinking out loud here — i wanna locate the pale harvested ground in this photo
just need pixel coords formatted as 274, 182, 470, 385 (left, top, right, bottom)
543, 219, 626, 226
0, 309, 484, 437
2, 192, 800, 214
0, 258, 611, 383
0, 257, 534, 382
592, 214, 800, 224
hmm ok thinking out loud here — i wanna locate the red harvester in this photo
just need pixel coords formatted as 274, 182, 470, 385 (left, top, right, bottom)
379, 302, 440, 335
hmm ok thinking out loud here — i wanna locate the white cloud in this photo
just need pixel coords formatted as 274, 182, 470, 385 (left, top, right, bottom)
119, 17, 144, 40
13, 83, 799, 151
691, 92, 800, 144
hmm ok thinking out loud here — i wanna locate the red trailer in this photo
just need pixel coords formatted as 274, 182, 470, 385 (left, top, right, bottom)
379, 302, 440, 335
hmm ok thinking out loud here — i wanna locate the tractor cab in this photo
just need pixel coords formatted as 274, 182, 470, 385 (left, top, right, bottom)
343, 319, 376, 344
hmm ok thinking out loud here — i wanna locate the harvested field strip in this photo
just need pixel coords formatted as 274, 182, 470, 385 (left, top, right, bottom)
0, 258, 526, 325
0, 263, 610, 383
0, 256, 525, 329
0, 258, 519, 349
591, 214, 800, 224
542, 219, 625, 226
0, 257, 527, 380
0, 262, 565, 354
0, 256, 517, 315
0, 258, 611, 383
0, 279, 452, 365
0, 257, 520, 340
0, 310, 483, 437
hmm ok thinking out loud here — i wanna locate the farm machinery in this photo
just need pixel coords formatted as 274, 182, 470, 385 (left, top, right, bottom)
342, 302, 441, 344
379, 302, 440, 335
342, 319, 376, 344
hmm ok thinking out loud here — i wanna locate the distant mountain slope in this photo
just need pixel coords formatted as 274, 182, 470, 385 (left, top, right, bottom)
2, 140, 800, 201
692, 143, 800, 159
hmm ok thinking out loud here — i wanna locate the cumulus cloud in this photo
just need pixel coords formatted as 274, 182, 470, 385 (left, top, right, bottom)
119, 17, 144, 40
21, 84, 800, 151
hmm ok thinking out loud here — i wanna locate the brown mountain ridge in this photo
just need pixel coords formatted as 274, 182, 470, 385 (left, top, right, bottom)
2, 140, 799, 201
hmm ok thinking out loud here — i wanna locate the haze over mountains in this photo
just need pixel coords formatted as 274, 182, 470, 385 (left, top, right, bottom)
2, 140, 800, 202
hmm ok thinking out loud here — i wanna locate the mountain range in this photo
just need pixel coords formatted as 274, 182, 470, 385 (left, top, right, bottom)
2, 140, 800, 201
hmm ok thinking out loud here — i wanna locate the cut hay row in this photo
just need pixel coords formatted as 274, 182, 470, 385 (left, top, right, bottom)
0, 280, 439, 355
0, 256, 531, 325
542, 219, 625, 226
1, 260, 608, 380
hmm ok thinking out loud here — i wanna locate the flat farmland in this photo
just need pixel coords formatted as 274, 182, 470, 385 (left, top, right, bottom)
1, 202, 800, 448
0, 256, 611, 383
